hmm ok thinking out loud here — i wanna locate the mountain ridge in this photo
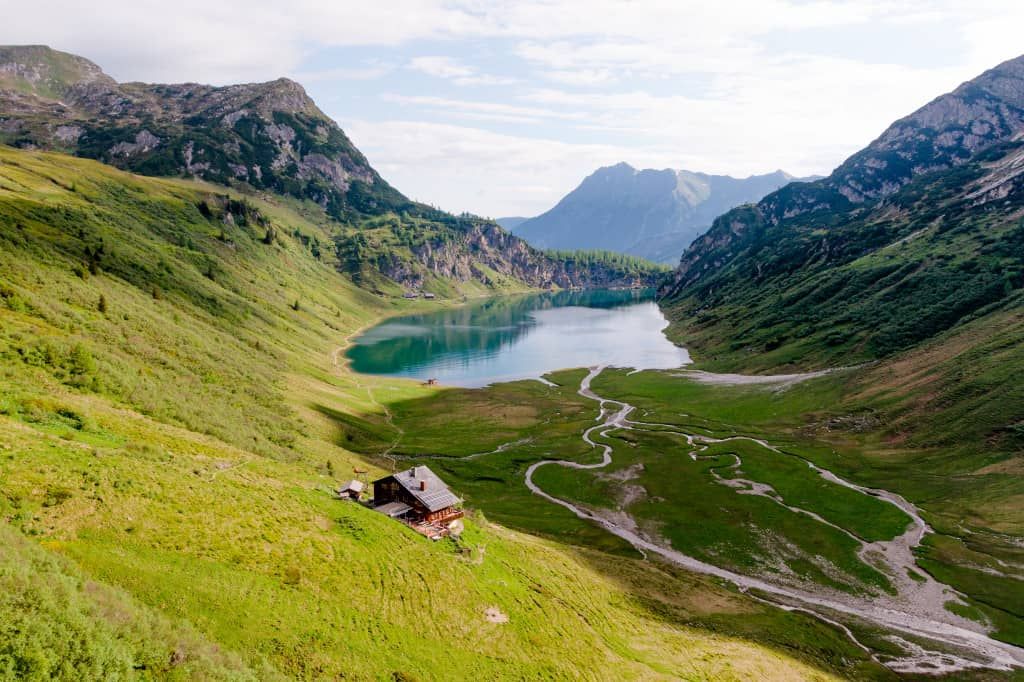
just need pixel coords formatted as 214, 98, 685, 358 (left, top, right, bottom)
665, 53, 1024, 299
0, 45, 405, 219
661, 52, 1024, 372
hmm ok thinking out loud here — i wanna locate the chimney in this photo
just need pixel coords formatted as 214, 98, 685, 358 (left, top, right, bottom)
420, 480, 427, 491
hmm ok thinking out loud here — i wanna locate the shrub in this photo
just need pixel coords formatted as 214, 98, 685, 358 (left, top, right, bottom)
68, 344, 96, 377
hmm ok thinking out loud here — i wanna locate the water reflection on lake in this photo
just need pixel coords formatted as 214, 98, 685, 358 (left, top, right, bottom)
346, 289, 691, 387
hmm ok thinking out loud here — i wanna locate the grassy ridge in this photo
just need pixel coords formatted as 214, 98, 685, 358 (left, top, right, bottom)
0, 147, 843, 679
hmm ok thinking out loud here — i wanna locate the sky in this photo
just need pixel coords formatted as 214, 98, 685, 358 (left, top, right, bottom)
2, 1, 1022, 217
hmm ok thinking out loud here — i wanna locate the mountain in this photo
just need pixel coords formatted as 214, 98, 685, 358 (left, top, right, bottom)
0, 45, 407, 218
511, 164, 808, 263
661, 53, 1024, 367
658, 52, 1024, 471
656, 56, 1024, 658
0, 45, 665, 292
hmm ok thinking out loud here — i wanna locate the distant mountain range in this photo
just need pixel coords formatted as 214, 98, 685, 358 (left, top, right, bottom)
503, 166, 816, 263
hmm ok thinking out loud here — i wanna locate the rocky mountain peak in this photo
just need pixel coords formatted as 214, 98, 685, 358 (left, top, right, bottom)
513, 164, 804, 263
828, 53, 1024, 205
0, 45, 116, 100
664, 52, 1024, 298
208, 77, 320, 118
0, 45, 406, 219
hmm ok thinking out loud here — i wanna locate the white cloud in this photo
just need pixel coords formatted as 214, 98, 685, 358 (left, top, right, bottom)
409, 56, 475, 80
543, 69, 617, 86
518, 53, 973, 178
0, 0, 918, 83
407, 55, 518, 86
0, 0, 490, 83
293, 63, 396, 83
382, 94, 585, 124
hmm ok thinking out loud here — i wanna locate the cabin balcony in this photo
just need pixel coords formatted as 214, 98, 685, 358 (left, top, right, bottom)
428, 508, 464, 525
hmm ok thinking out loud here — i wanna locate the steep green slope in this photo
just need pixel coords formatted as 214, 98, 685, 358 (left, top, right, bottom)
662, 139, 1024, 369
662, 54, 1024, 365
654, 55, 1024, 662
0, 147, 843, 680
661, 54, 1024, 376
656, 69, 1024, 531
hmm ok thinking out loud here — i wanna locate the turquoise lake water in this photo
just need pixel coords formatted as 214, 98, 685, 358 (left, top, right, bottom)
346, 289, 691, 387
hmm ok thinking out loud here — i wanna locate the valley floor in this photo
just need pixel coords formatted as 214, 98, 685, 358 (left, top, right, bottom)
0, 147, 847, 680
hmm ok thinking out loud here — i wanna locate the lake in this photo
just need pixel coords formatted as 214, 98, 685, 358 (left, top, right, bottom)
346, 289, 691, 387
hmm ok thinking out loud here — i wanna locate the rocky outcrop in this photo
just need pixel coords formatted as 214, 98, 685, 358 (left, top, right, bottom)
382, 221, 664, 290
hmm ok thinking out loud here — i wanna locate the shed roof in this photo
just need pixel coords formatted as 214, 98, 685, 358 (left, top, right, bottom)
338, 480, 364, 493
381, 465, 461, 512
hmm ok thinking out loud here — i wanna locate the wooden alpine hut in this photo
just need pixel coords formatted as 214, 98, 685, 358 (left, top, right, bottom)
372, 465, 463, 527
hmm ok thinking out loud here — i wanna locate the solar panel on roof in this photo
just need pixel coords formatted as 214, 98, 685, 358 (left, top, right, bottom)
391, 465, 462, 512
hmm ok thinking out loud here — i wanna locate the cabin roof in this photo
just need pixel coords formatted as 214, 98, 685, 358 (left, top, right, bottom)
377, 465, 461, 512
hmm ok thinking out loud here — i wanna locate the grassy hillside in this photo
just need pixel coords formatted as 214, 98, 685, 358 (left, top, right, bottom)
0, 146, 848, 679
658, 139, 1024, 518
647, 61, 1024, 672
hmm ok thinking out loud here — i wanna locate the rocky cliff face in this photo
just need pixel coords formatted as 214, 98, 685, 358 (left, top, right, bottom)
829, 55, 1024, 204
664, 53, 1024, 296
513, 163, 805, 263
0, 45, 405, 218
382, 221, 663, 290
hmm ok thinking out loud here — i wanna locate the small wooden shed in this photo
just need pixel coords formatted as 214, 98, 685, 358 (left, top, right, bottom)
337, 479, 365, 501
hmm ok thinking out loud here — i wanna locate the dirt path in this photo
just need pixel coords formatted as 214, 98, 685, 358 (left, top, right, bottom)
331, 340, 405, 469
390, 438, 533, 463
524, 366, 1024, 674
